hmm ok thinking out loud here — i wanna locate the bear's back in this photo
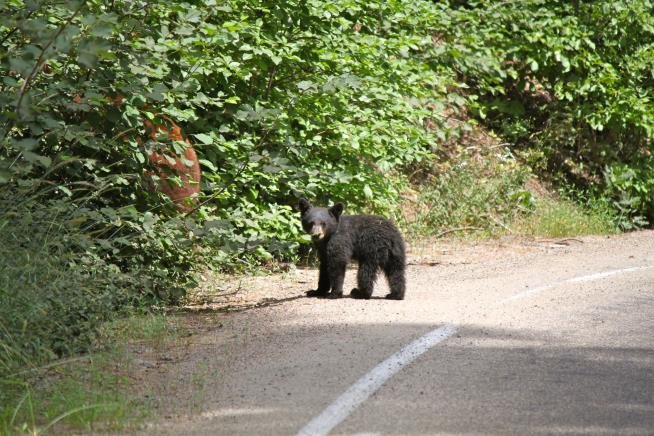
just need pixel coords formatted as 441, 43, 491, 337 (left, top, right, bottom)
337, 214, 405, 260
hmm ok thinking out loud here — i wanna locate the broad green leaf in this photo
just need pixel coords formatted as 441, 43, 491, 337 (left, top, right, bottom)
194, 133, 214, 144
198, 159, 217, 171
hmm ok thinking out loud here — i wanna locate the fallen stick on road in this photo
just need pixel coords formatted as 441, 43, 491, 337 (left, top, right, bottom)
434, 226, 483, 238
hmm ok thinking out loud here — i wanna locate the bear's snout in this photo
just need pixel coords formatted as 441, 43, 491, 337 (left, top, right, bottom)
310, 224, 325, 240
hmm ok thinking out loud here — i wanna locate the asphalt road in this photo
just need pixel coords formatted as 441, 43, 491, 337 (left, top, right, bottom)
148, 231, 654, 435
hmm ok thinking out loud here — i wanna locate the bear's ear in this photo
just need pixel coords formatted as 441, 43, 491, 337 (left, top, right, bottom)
298, 198, 312, 214
329, 203, 344, 219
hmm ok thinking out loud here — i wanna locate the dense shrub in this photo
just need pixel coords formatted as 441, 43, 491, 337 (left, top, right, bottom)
432, 0, 654, 227
1, 0, 460, 264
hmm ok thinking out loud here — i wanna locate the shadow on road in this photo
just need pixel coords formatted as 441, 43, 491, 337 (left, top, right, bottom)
143, 321, 654, 435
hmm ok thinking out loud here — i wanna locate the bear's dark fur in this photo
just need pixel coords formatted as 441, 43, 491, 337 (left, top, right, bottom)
298, 198, 406, 300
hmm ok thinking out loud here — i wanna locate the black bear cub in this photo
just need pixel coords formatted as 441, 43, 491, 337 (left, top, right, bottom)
299, 198, 406, 300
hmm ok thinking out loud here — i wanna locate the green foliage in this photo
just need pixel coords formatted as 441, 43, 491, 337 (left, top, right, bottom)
1, 0, 643, 429
1, 361, 139, 435
603, 162, 654, 229
433, 0, 654, 227
0, 0, 458, 268
3, 0, 648, 416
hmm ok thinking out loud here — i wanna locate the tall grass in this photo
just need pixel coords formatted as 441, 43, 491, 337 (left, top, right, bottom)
400, 149, 618, 240
0, 308, 182, 434
0, 201, 132, 378
512, 197, 618, 237
400, 149, 532, 238
0, 195, 144, 433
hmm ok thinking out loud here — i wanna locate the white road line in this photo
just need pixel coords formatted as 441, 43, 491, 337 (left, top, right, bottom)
501, 266, 653, 304
296, 324, 458, 436
297, 265, 654, 435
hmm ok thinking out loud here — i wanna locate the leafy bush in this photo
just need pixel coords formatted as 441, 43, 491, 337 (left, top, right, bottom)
1, 0, 460, 266
603, 162, 654, 229
432, 0, 654, 227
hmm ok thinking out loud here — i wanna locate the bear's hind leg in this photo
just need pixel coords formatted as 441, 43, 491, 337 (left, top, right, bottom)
383, 257, 406, 300
351, 261, 377, 299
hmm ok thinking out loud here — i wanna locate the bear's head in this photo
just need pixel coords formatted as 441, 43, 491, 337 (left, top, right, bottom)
298, 198, 343, 242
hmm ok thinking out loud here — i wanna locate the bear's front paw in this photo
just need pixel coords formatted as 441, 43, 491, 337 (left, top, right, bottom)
350, 288, 371, 299
306, 289, 328, 298
326, 292, 343, 299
